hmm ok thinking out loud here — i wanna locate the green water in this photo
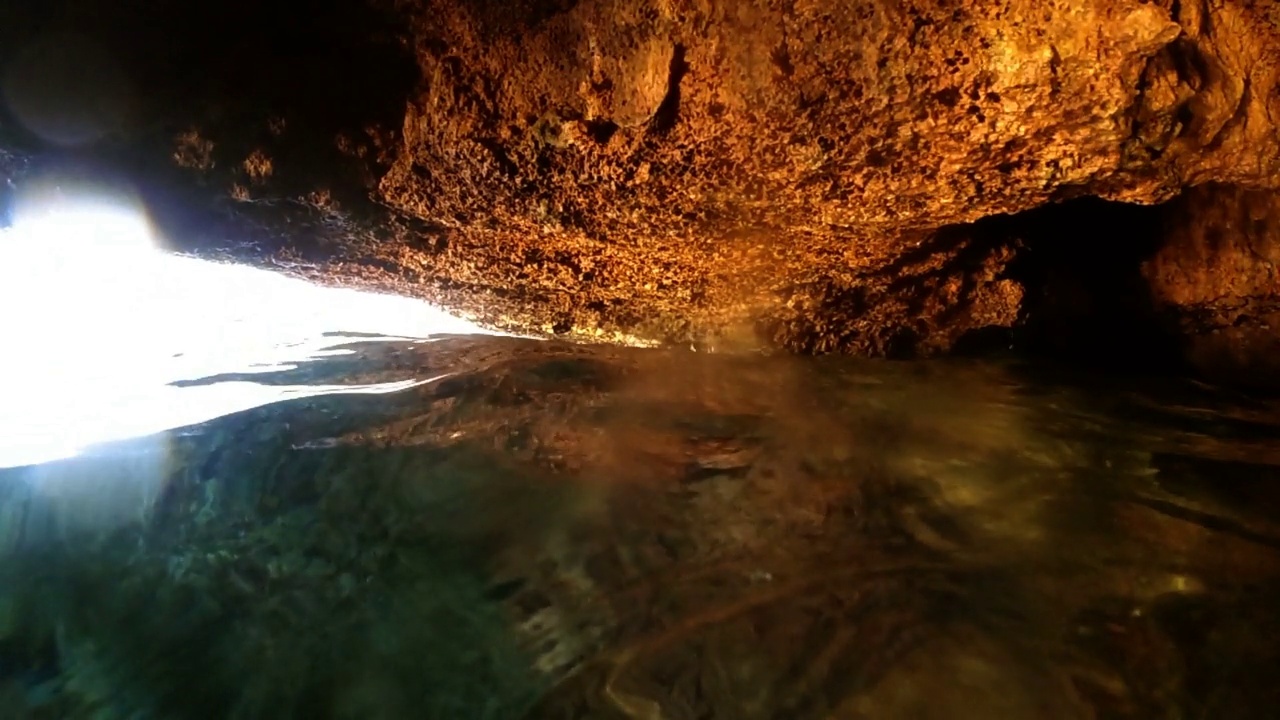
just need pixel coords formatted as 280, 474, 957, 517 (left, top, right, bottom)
2, 336, 1279, 719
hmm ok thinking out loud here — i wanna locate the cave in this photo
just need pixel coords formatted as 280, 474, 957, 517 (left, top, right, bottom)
5, 3, 1280, 717
2, 0, 1278, 388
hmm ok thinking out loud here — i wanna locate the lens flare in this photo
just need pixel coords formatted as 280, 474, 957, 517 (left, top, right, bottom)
0, 190, 494, 470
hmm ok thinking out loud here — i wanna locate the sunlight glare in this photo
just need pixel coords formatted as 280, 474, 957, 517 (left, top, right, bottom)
0, 191, 494, 470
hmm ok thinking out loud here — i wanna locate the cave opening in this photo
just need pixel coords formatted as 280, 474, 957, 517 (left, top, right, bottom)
3, 2, 1280, 719
961, 194, 1185, 376
2, 0, 1269, 392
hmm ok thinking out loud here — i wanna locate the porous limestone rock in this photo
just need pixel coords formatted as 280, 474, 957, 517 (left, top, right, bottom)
367, 0, 1280, 355
3, 0, 1280, 376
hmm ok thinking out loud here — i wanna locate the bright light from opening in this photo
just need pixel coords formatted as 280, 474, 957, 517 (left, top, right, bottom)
0, 188, 495, 470
8, 191, 157, 256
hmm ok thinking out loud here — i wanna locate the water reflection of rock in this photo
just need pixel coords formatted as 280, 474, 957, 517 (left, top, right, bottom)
3, 337, 1280, 718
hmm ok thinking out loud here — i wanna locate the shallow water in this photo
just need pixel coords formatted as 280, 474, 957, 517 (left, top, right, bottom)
2, 335, 1280, 719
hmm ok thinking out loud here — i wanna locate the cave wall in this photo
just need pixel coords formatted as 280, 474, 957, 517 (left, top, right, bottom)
364, 0, 1280, 356
1145, 185, 1280, 388
2, 0, 1280, 383
381, 0, 1280, 230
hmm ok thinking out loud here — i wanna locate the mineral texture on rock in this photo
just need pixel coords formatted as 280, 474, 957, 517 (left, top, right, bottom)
1, 0, 1279, 378
365, 0, 1280, 356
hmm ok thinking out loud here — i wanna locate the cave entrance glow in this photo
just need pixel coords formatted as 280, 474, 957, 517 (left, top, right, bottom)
0, 191, 493, 469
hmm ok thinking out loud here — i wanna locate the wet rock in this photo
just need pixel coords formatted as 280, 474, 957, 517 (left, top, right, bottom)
359, 0, 1279, 353
3, 0, 1280, 374
840, 628, 1092, 720
385, 0, 1194, 230
1144, 185, 1280, 388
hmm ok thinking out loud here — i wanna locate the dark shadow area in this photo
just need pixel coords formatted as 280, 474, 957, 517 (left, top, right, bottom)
959, 196, 1185, 377
0, 0, 418, 138
0, 0, 420, 217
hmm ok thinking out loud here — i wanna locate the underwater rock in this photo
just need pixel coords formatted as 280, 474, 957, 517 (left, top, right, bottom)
1, 337, 1279, 717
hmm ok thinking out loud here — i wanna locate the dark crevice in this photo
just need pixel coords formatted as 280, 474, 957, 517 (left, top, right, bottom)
649, 44, 689, 136
478, 138, 520, 177
1171, 37, 1211, 92
1047, 45, 1063, 95
1205, 76, 1251, 152
770, 42, 795, 77
873, 194, 1188, 374
993, 197, 1183, 374
584, 119, 619, 145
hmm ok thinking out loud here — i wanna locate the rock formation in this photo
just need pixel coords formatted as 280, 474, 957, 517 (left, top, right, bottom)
357, 0, 1279, 357
1146, 184, 1280, 388
1, 0, 1279, 380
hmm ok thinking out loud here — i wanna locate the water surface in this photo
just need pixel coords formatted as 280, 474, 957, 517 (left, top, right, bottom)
2, 335, 1279, 719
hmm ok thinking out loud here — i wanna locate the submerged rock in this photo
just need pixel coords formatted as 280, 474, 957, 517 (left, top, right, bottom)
2, 338, 1279, 718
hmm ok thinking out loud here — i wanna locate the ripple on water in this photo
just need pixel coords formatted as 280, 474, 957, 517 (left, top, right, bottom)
1, 337, 1279, 718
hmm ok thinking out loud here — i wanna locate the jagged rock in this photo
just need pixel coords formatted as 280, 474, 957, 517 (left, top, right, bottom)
1128, 0, 1280, 192
2, 0, 1280, 374
1145, 184, 1280, 388
367, 0, 1280, 353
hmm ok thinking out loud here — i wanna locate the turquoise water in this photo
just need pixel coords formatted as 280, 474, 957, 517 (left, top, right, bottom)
2, 333, 1279, 719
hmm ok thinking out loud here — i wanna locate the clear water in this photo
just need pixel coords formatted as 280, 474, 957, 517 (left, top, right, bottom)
2, 334, 1279, 719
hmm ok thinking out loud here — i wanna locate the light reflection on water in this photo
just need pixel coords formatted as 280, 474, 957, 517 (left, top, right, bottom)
0, 197, 496, 567
0, 334, 1279, 719
2, 181, 1280, 720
